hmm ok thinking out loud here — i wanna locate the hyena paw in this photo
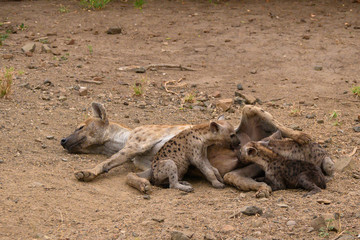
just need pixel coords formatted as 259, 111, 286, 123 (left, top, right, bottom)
75, 170, 97, 182
293, 132, 312, 145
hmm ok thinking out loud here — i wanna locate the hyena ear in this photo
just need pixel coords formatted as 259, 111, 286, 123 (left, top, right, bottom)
92, 102, 109, 124
217, 115, 225, 121
210, 121, 220, 133
245, 146, 257, 156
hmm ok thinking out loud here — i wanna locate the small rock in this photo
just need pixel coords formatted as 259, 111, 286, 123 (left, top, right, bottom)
302, 35, 310, 40
212, 91, 221, 98
277, 203, 289, 208
43, 79, 53, 86
58, 96, 67, 102
41, 44, 52, 53
79, 87, 88, 96
234, 92, 258, 104
286, 220, 296, 226
316, 199, 331, 205
143, 194, 150, 200
52, 50, 61, 56
41, 95, 51, 101
250, 69, 257, 74
123, 101, 129, 106
221, 225, 235, 232
216, 99, 233, 111
0, 159, 4, 164
135, 67, 146, 73
2, 54, 14, 59
290, 125, 302, 131
61, 158, 68, 162
310, 216, 326, 231
352, 172, 360, 179
240, 206, 263, 216
134, 119, 140, 124
170, 231, 190, 240
204, 233, 216, 240
21, 42, 36, 53
67, 39, 75, 45
193, 106, 205, 111
25, 52, 33, 57
306, 114, 316, 119
237, 83, 243, 90
337, 234, 355, 240
314, 66, 323, 71
317, 119, 324, 124
152, 217, 164, 223
46, 136, 54, 140
353, 126, 360, 132
106, 27, 122, 34
234, 97, 244, 105
20, 83, 31, 89
29, 182, 45, 188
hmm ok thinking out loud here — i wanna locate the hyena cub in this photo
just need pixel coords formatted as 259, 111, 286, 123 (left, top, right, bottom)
150, 120, 240, 192
263, 130, 334, 177
242, 140, 326, 196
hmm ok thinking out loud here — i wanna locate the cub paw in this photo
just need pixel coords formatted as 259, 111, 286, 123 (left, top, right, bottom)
75, 170, 97, 182
212, 181, 225, 189
178, 185, 194, 192
255, 186, 271, 198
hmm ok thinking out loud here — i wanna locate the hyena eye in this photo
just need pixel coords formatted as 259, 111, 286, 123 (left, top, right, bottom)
77, 126, 84, 131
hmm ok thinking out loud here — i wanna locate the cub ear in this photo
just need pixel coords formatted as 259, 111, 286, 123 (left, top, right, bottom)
259, 140, 270, 147
217, 115, 225, 121
210, 121, 220, 133
244, 146, 257, 156
272, 130, 282, 139
92, 102, 109, 125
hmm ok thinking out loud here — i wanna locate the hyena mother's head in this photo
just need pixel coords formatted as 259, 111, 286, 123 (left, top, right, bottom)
60, 102, 110, 154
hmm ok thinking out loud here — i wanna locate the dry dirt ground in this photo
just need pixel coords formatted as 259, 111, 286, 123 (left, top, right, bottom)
1, 0, 360, 239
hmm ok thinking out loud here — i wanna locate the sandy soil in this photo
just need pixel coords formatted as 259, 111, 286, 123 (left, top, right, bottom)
0, 0, 359, 239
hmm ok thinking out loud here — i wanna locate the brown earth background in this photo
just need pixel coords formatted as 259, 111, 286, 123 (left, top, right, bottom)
0, 0, 360, 239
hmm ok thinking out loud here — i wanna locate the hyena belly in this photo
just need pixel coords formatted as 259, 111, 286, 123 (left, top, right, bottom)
267, 139, 334, 176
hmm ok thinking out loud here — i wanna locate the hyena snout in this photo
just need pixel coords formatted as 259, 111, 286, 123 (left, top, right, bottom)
60, 137, 69, 149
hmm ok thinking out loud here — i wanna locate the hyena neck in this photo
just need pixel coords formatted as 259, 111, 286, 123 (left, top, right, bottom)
102, 123, 131, 155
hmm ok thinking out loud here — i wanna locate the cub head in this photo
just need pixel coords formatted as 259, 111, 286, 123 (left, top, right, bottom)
209, 117, 240, 149
241, 140, 278, 165
60, 102, 109, 154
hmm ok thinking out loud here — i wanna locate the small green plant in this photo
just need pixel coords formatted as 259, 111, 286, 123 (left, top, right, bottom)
133, 83, 143, 96
329, 111, 338, 120
134, 0, 145, 9
80, 0, 111, 9
351, 86, 360, 97
319, 218, 337, 238
18, 23, 27, 31
0, 34, 9, 46
17, 70, 25, 75
87, 45, 93, 55
39, 38, 49, 44
289, 107, 302, 117
59, 4, 69, 13
184, 93, 195, 103
60, 53, 69, 61
0, 67, 14, 98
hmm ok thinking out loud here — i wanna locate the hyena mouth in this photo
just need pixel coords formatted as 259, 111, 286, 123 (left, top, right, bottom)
66, 137, 87, 152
